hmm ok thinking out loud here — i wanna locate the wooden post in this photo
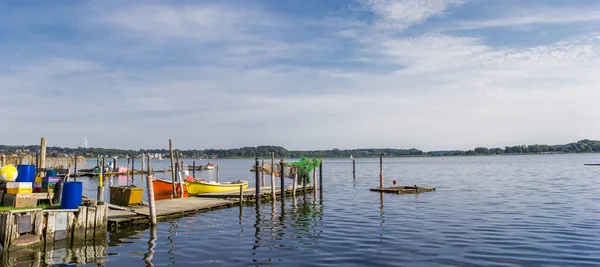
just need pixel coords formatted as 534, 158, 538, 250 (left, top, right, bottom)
40, 137, 47, 177
280, 160, 285, 198
270, 152, 276, 202
177, 152, 184, 198
261, 160, 266, 187
352, 159, 356, 177
141, 154, 145, 175
292, 167, 298, 198
379, 155, 384, 188
313, 167, 317, 197
1, 154, 5, 166
146, 155, 157, 225
127, 157, 130, 176
192, 161, 196, 178
98, 158, 104, 203
73, 156, 77, 182
216, 165, 219, 182
169, 139, 176, 199
319, 162, 323, 193
239, 184, 244, 205
302, 168, 307, 196
132, 156, 135, 177
255, 158, 260, 205
113, 157, 117, 171
35, 153, 39, 172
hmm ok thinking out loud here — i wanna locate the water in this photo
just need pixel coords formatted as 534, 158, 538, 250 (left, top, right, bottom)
6, 155, 600, 266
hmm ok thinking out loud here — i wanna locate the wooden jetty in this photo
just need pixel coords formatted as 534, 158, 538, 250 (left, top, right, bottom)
107, 185, 313, 229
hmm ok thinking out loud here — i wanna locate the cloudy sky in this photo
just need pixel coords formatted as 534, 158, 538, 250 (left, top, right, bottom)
1, 0, 600, 151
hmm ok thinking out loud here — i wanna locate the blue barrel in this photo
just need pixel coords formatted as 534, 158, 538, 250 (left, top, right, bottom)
46, 170, 58, 178
60, 182, 83, 209
16, 165, 35, 185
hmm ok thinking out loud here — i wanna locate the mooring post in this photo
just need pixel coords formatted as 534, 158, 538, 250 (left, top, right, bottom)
352, 159, 356, 177
113, 157, 117, 171
261, 160, 266, 187
169, 139, 176, 199
280, 159, 285, 198
141, 154, 145, 175
192, 161, 196, 178
73, 156, 77, 182
239, 184, 244, 205
35, 153, 39, 172
302, 168, 307, 196
255, 158, 260, 205
131, 156, 135, 181
313, 167, 317, 197
176, 152, 184, 198
292, 167, 298, 198
98, 157, 105, 203
270, 152, 276, 202
379, 155, 384, 188
216, 165, 220, 182
319, 162, 323, 193
40, 137, 47, 178
146, 154, 157, 225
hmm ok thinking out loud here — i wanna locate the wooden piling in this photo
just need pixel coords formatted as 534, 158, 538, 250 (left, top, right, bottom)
352, 159, 356, 177
239, 184, 244, 205
178, 153, 184, 198
280, 160, 285, 198
40, 137, 47, 177
216, 165, 220, 183
270, 152, 276, 202
74, 156, 77, 182
131, 156, 135, 180
261, 160, 266, 187
146, 155, 157, 225
169, 139, 176, 199
98, 158, 104, 203
379, 155, 384, 188
313, 167, 317, 197
255, 158, 260, 205
319, 162, 323, 192
192, 161, 196, 178
302, 169, 307, 196
141, 155, 145, 175
292, 168, 298, 198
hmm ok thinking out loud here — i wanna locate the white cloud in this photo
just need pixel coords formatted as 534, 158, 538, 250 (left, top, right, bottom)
361, 0, 466, 30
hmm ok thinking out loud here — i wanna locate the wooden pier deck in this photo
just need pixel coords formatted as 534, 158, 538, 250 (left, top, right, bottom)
107, 185, 313, 229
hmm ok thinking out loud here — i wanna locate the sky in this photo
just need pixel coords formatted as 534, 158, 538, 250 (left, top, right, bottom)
1, 0, 600, 151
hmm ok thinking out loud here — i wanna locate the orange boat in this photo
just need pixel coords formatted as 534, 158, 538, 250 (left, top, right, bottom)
152, 178, 188, 200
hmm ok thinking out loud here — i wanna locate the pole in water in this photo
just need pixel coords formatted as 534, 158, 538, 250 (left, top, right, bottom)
74, 156, 77, 182
146, 154, 157, 225
270, 152, 276, 202
192, 161, 196, 178
280, 159, 285, 198
255, 158, 260, 206
319, 162, 323, 194
216, 165, 220, 183
379, 155, 384, 188
352, 159, 356, 176
169, 139, 176, 199
98, 157, 105, 203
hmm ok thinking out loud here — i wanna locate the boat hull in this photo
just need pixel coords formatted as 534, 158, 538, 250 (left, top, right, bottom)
186, 181, 248, 194
152, 178, 188, 199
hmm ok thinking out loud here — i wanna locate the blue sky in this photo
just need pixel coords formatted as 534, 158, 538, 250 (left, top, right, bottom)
2, 0, 600, 150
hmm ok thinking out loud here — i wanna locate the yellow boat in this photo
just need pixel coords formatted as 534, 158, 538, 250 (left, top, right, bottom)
186, 180, 248, 194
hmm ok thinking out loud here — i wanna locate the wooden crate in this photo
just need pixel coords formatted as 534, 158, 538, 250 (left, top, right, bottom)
3, 194, 37, 208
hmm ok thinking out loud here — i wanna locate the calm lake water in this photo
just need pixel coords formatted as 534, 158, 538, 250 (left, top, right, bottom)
5, 154, 600, 266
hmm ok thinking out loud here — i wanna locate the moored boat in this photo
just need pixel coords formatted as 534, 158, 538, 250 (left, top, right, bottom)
152, 178, 188, 199
186, 179, 248, 194
204, 162, 215, 170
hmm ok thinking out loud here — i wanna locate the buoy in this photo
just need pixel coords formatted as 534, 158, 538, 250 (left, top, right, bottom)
392, 180, 397, 185
0, 165, 18, 182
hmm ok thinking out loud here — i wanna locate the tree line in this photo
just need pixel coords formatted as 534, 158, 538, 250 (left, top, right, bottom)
1, 140, 599, 158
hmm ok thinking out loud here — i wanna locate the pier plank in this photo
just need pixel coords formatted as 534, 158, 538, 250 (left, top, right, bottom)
131, 198, 236, 217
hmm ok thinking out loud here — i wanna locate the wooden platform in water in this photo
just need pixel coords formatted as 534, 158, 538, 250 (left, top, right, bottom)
107, 186, 313, 229
370, 186, 435, 194
107, 198, 236, 228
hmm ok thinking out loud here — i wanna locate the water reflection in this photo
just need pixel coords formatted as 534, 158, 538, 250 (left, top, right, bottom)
143, 226, 157, 267
0, 239, 108, 267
